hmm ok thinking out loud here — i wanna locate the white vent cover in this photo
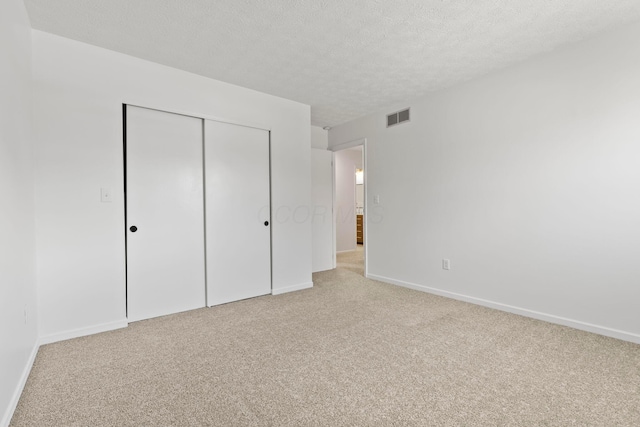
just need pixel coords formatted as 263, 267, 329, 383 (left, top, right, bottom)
387, 108, 410, 127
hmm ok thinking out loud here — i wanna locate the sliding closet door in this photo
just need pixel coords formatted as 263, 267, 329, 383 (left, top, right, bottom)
126, 106, 206, 322
205, 120, 271, 306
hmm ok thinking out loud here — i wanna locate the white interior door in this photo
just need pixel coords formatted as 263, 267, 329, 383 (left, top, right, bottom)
126, 106, 206, 322
311, 148, 334, 272
204, 120, 271, 306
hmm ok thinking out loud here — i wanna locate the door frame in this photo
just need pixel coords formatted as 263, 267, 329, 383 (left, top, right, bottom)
329, 137, 368, 277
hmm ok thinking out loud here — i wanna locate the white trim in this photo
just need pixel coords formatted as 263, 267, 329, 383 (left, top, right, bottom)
271, 282, 313, 296
332, 152, 337, 269
329, 137, 366, 152
362, 140, 368, 278
1, 340, 39, 427
38, 319, 128, 345
123, 102, 271, 132
367, 273, 640, 345
331, 137, 369, 277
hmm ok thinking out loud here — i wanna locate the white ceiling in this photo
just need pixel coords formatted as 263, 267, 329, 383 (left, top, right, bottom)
24, 0, 640, 127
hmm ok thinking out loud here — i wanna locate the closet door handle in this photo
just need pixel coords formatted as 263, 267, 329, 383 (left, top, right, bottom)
264, 221, 269, 226
130, 226, 138, 232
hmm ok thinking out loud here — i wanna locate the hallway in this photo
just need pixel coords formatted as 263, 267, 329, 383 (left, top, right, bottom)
337, 245, 364, 276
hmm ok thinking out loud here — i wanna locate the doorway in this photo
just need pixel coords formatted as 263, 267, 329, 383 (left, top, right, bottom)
331, 139, 367, 277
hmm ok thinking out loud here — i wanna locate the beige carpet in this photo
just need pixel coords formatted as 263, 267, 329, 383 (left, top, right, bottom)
11, 248, 640, 426
336, 244, 365, 276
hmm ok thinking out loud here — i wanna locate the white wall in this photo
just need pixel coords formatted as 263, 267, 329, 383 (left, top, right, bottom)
310, 125, 333, 271
311, 125, 328, 149
329, 23, 640, 343
334, 148, 362, 253
0, 0, 38, 425
311, 149, 334, 272
356, 184, 364, 210
32, 31, 312, 341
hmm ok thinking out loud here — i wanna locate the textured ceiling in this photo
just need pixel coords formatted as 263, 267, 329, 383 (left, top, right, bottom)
24, 0, 640, 127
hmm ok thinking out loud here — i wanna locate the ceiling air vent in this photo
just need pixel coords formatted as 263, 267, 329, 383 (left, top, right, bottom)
387, 108, 410, 127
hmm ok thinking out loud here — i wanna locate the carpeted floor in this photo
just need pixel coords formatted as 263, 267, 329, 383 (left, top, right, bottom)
11, 247, 640, 426
336, 244, 365, 276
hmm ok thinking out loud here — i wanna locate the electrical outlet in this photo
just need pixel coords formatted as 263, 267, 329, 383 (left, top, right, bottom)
24, 305, 28, 325
442, 259, 451, 270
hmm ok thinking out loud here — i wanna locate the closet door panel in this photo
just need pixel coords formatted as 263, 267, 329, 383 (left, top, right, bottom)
205, 120, 271, 306
126, 106, 206, 322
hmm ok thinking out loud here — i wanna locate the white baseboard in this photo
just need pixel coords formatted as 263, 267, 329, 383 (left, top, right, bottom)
272, 282, 313, 296
39, 319, 128, 346
336, 249, 356, 254
367, 273, 640, 345
1, 339, 39, 427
